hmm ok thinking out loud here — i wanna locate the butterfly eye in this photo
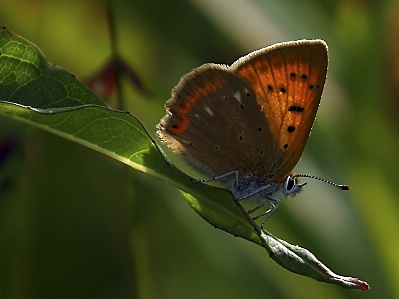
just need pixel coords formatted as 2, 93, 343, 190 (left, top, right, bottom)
283, 175, 298, 195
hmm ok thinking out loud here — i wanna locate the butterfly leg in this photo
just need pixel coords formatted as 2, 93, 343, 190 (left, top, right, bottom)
247, 203, 266, 214
236, 183, 273, 201
259, 197, 280, 228
247, 197, 280, 228
192, 170, 239, 185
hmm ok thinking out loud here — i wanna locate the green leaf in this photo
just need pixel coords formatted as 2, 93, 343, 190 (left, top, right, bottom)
0, 26, 369, 291
259, 231, 369, 291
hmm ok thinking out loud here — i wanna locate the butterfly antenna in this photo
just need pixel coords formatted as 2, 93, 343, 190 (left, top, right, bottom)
295, 174, 350, 190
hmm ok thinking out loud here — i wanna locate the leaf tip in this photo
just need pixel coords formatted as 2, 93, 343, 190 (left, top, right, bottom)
338, 277, 370, 292
357, 279, 370, 291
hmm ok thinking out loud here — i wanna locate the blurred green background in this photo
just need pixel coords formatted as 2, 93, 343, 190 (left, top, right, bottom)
1, 0, 398, 298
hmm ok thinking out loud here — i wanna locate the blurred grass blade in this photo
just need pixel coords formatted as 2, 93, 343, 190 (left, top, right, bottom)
0, 26, 369, 290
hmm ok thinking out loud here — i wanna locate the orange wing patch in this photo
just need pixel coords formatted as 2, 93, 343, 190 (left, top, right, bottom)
234, 41, 328, 182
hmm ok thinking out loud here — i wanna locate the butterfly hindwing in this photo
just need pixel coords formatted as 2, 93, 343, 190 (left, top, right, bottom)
159, 64, 276, 178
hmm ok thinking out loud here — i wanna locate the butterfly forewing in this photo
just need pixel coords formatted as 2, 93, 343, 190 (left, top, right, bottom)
234, 40, 328, 182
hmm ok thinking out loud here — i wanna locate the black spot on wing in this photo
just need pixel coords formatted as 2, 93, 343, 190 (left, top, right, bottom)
288, 105, 304, 113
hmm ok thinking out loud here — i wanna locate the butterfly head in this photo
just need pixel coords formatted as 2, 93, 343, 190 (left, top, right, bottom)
280, 172, 351, 199
281, 173, 306, 197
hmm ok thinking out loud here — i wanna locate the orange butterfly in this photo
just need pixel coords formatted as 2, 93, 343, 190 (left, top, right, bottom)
157, 40, 349, 228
